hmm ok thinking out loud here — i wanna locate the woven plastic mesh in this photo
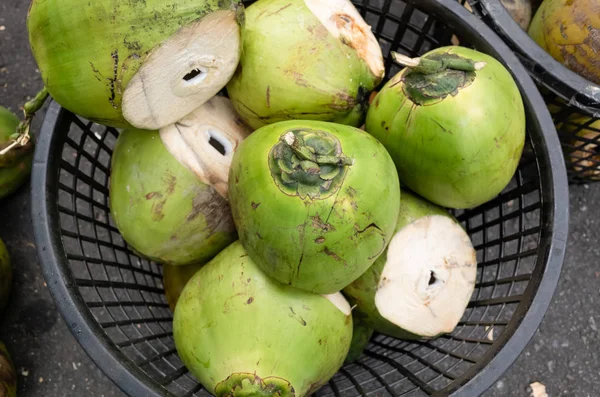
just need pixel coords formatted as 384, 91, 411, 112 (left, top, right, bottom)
461, 0, 600, 183
50, 0, 548, 395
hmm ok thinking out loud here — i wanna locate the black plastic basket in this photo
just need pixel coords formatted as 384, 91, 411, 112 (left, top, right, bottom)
462, 0, 600, 183
31, 0, 569, 396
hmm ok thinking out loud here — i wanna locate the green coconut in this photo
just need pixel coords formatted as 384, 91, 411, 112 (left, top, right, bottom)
110, 97, 250, 265
28, 0, 244, 129
228, 120, 401, 294
366, 46, 526, 209
343, 191, 477, 340
344, 317, 374, 364
0, 107, 33, 200
226, 0, 385, 130
528, 0, 600, 85
0, 342, 16, 397
163, 263, 204, 312
0, 239, 11, 316
174, 241, 353, 397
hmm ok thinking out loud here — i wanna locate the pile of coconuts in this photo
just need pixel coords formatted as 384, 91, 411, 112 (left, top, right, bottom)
27, 0, 527, 395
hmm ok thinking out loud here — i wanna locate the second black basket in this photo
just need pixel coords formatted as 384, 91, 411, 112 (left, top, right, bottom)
465, 0, 600, 183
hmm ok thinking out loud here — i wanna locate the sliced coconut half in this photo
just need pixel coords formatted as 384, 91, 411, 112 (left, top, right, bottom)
323, 293, 353, 316
304, 0, 385, 79
159, 96, 251, 200
374, 215, 477, 338
123, 10, 242, 130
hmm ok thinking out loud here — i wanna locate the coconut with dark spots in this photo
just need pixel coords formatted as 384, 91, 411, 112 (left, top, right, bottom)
0, 239, 11, 316
528, 0, 600, 85
228, 120, 401, 294
28, 0, 244, 129
344, 316, 374, 364
173, 241, 353, 397
366, 46, 526, 209
0, 107, 33, 200
226, 0, 385, 130
163, 263, 204, 311
343, 191, 477, 340
0, 342, 16, 397
110, 97, 250, 266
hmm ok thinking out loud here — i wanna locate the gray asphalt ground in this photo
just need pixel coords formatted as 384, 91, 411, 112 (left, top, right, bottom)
1, 1, 599, 396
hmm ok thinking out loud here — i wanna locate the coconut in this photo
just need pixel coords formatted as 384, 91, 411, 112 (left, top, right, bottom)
0, 107, 33, 200
528, 0, 600, 85
0, 239, 11, 316
162, 263, 204, 312
0, 342, 16, 397
110, 98, 249, 266
173, 241, 353, 397
226, 0, 384, 130
228, 120, 401, 294
343, 191, 477, 340
560, 116, 600, 180
28, 0, 244, 129
502, 0, 533, 30
344, 317, 374, 364
366, 46, 525, 209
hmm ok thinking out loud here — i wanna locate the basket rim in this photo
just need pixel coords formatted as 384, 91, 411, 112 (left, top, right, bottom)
476, 0, 600, 116
30, 0, 569, 396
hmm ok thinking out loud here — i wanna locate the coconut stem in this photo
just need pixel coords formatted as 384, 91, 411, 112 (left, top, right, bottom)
0, 87, 49, 156
282, 132, 354, 167
391, 52, 486, 74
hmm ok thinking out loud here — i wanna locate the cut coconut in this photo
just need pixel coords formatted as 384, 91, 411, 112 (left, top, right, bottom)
304, 0, 385, 79
123, 10, 242, 130
159, 96, 251, 200
322, 293, 353, 316
374, 215, 477, 338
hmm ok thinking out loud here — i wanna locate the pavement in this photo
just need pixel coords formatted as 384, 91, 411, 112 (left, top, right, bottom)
1, 1, 599, 396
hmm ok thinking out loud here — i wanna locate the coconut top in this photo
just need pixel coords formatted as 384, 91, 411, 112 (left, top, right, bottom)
0, 107, 18, 143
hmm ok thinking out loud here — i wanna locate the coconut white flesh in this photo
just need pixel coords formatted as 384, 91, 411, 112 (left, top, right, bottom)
323, 293, 353, 316
159, 96, 251, 200
375, 215, 477, 338
123, 10, 241, 130
304, 0, 385, 79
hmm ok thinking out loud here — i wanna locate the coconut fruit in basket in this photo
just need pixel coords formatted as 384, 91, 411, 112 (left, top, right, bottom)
365, 46, 526, 209
344, 317, 374, 364
163, 263, 204, 312
27, 0, 244, 130
560, 116, 600, 180
228, 120, 401, 294
0, 342, 16, 397
110, 97, 250, 266
173, 241, 353, 397
344, 191, 477, 341
528, 0, 600, 85
226, 0, 385, 130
